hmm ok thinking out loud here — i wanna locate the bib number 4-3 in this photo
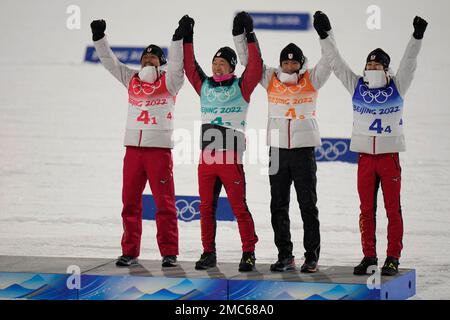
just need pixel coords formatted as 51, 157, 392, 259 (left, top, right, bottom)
369, 118, 392, 134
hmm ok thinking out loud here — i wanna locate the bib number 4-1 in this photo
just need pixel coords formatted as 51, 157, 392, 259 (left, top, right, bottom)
137, 111, 157, 125
136, 111, 173, 125
369, 118, 392, 134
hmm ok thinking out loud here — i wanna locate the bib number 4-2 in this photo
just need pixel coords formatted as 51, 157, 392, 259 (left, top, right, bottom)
369, 118, 392, 134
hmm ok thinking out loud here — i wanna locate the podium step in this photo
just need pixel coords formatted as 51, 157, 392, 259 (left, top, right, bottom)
0, 255, 415, 300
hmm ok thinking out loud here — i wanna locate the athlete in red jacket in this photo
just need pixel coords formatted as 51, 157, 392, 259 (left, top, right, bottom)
179, 13, 262, 271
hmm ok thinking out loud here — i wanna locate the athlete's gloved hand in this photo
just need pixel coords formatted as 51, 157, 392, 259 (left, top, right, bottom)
232, 11, 246, 36
413, 16, 428, 40
172, 17, 184, 41
242, 12, 254, 34
233, 12, 255, 43
177, 15, 195, 43
173, 15, 190, 41
313, 11, 331, 40
173, 15, 195, 41
90, 19, 106, 41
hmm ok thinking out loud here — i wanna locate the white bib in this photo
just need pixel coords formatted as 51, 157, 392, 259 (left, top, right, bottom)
127, 74, 175, 131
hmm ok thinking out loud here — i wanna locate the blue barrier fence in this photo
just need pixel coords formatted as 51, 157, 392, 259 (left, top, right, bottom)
142, 138, 356, 222
85, 46, 168, 65
315, 138, 357, 163
247, 12, 311, 31
143, 195, 235, 222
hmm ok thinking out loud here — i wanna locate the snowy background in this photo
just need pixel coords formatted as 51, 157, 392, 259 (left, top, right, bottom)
0, 0, 449, 299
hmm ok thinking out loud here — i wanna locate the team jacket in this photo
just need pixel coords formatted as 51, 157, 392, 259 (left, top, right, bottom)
233, 32, 333, 149
183, 36, 263, 152
321, 35, 422, 154
93, 36, 184, 148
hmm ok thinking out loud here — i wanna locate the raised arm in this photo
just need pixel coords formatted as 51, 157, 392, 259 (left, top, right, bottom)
234, 12, 263, 101
394, 16, 428, 97
179, 15, 206, 96
313, 12, 359, 95
165, 20, 186, 96
309, 48, 332, 90
232, 12, 270, 90
309, 11, 333, 90
233, 32, 250, 67
90, 20, 135, 87
240, 42, 263, 101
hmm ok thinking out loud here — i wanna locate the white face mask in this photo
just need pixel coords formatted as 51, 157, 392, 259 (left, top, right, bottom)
278, 72, 298, 85
138, 66, 159, 83
363, 70, 388, 89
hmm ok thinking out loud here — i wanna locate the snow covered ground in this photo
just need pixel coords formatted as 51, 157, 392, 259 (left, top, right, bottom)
1, 0, 449, 299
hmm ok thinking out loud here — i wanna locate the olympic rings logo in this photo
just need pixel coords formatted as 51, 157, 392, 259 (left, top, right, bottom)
175, 199, 201, 221
272, 77, 307, 94
131, 78, 162, 95
358, 84, 393, 104
203, 85, 237, 103
315, 141, 348, 161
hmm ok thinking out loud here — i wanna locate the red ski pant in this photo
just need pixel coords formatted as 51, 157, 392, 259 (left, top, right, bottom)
357, 153, 403, 259
198, 150, 258, 253
121, 146, 178, 257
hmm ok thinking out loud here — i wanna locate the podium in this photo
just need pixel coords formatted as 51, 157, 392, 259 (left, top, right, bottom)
0, 255, 415, 300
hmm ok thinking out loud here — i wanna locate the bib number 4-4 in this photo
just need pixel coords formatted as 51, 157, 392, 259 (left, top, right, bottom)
369, 118, 392, 134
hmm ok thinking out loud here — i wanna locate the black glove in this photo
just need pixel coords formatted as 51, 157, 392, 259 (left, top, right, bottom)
173, 16, 187, 41
233, 12, 255, 43
233, 12, 254, 34
232, 12, 246, 36
413, 16, 428, 40
90, 19, 106, 41
174, 15, 195, 43
313, 11, 331, 39
242, 12, 254, 34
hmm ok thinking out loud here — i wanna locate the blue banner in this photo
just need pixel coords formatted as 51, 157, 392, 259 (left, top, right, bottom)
142, 195, 236, 222
247, 12, 311, 31
84, 46, 168, 65
315, 138, 357, 163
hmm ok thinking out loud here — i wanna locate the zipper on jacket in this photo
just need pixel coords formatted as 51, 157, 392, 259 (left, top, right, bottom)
372, 136, 376, 154
138, 130, 142, 147
288, 119, 291, 149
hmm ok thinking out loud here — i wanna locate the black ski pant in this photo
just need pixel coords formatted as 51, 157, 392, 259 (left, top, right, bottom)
269, 147, 320, 262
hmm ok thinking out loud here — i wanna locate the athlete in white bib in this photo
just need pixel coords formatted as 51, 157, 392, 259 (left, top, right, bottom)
91, 18, 186, 268
234, 13, 333, 274
316, 12, 428, 276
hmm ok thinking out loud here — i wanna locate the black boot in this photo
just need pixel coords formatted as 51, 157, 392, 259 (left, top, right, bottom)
381, 257, 399, 276
353, 257, 378, 275
162, 255, 178, 267
239, 252, 256, 272
300, 259, 318, 273
270, 256, 296, 272
195, 252, 217, 270
116, 255, 138, 267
